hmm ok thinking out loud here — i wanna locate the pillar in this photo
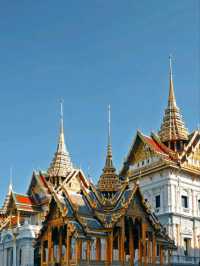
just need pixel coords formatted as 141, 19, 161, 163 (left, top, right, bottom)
152, 234, 156, 266
75, 239, 82, 265
129, 225, 134, 265
59, 227, 63, 263
66, 230, 71, 266
138, 239, 142, 266
86, 240, 91, 263
17, 211, 20, 226
106, 234, 113, 265
13, 236, 17, 266
147, 237, 151, 264
96, 238, 101, 261
168, 249, 172, 266
142, 223, 147, 266
48, 228, 52, 263
160, 245, 163, 266
119, 218, 125, 265
41, 241, 44, 266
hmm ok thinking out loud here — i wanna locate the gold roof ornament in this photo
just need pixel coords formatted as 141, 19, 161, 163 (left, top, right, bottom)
159, 56, 189, 145
48, 101, 73, 178
98, 105, 121, 194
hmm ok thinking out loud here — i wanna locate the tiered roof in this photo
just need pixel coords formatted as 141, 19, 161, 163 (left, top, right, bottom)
98, 105, 121, 194
159, 57, 189, 144
48, 103, 73, 178
38, 173, 174, 248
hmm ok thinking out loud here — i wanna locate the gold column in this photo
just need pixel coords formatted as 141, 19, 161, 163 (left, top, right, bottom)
152, 234, 156, 266
129, 225, 134, 265
75, 239, 81, 265
96, 238, 101, 261
86, 240, 91, 263
119, 218, 125, 265
59, 227, 62, 263
141, 223, 147, 266
17, 211, 20, 226
160, 244, 163, 266
48, 227, 52, 264
147, 237, 151, 264
66, 230, 71, 266
106, 234, 113, 265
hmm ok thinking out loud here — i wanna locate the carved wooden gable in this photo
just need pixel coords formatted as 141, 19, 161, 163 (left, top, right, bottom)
126, 190, 154, 229
7, 194, 17, 215
183, 140, 200, 169
47, 199, 62, 222
129, 138, 158, 167
65, 173, 81, 192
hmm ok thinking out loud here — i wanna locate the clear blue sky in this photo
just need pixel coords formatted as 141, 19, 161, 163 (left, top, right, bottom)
0, 1, 199, 203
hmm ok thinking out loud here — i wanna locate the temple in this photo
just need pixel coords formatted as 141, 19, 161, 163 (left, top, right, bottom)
1, 58, 199, 266
121, 58, 200, 265
37, 106, 175, 266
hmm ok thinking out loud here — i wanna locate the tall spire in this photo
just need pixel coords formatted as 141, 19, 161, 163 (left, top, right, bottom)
159, 57, 189, 147
48, 101, 73, 179
98, 105, 121, 194
104, 104, 114, 170
9, 167, 13, 192
168, 55, 177, 108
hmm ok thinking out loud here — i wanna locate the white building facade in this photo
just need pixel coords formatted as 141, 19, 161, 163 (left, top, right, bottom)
0, 221, 40, 266
121, 60, 200, 265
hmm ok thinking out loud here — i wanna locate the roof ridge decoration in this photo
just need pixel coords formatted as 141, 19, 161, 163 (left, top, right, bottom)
98, 105, 121, 196
158, 56, 189, 145
47, 101, 74, 179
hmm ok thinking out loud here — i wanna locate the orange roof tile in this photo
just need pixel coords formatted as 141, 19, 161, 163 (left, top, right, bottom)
144, 136, 167, 154
15, 194, 35, 205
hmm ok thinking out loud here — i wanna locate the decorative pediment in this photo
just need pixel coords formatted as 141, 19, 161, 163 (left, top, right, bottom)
181, 134, 200, 170
47, 199, 62, 222
129, 141, 157, 165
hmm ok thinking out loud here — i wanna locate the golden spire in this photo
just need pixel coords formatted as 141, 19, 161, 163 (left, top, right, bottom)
104, 104, 114, 170
48, 101, 73, 178
98, 105, 121, 194
168, 55, 177, 108
159, 56, 189, 146
9, 167, 13, 192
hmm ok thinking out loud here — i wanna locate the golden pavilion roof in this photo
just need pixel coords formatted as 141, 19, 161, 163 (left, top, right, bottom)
47, 104, 73, 178
159, 57, 188, 143
98, 106, 121, 193
98, 141, 121, 192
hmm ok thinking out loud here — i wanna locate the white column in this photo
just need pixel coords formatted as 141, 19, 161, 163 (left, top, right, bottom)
13, 240, 17, 266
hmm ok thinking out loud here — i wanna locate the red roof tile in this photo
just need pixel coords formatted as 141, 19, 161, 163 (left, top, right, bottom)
144, 136, 167, 155
15, 194, 35, 206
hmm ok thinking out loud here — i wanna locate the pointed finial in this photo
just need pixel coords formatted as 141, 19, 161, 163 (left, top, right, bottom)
103, 104, 114, 171
158, 56, 189, 144
108, 104, 111, 147
168, 55, 177, 107
60, 99, 64, 133
9, 167, 13, 192
107, 104, 112, 160
47, 100, 73, 179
